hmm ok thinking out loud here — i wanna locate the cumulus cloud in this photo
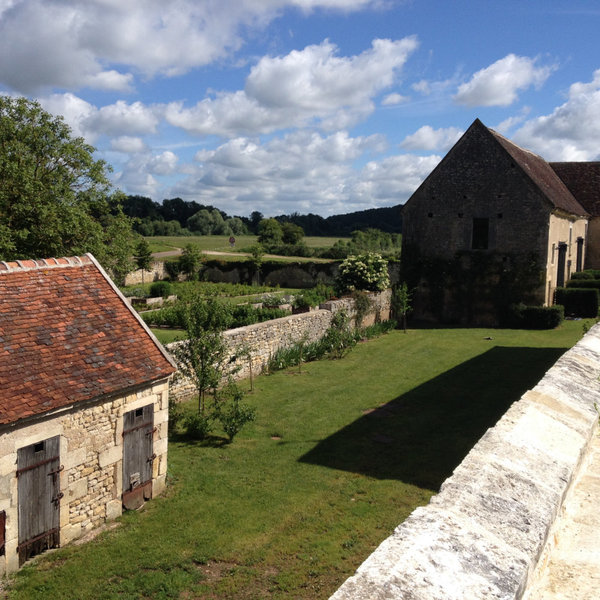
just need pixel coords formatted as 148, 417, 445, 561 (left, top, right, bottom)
0, 0, 385, 93
167, 130, 431, 216
454, 54, 554, 107
381, 93, 409, 106
400, 125, 463, 152
113, 150, 179, 197
512, 69, 600, 161
166, 37, 418, 136
111, 136, 148, 154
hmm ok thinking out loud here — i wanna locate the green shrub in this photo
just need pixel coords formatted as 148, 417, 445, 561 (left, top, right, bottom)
571, 270, 600, 280
555, 287, 599, 318
215, 382, 256, 442
520, 306, 564, 329
150, 280, 173, 298
361, 320, 398, 338
566, 279, 600, 289
337, 252, 390, 293
184, 412, 213, 440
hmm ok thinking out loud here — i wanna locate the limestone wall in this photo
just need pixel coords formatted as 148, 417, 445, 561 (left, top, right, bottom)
124, 261, 167, 286
0, 379, 170, 575
168, 289, 392, 399
330, 324, 600, 600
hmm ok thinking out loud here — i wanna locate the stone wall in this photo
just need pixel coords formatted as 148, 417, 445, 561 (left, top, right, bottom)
124, 261, 167, 286
330, 324, 600, 600
0, 378, 170, 575
167, 289, 392, 400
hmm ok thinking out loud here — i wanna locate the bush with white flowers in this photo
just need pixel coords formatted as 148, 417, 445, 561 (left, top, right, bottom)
336, 252, 390, 293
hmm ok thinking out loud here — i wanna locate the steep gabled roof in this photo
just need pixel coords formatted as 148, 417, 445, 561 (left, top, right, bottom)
0, 254, 176, 426
484, 122, 588, 218
550, 162, 600, 217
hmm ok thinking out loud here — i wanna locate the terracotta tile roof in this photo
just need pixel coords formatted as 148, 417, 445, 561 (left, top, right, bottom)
0, 254, 176, 426
550, 162, 600, 217
485, 123, 588, 218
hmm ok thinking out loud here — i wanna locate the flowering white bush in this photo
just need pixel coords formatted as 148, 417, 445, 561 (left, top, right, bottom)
336, 252, 390, 292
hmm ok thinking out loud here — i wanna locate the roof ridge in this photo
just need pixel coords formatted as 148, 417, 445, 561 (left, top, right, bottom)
0, 254, 92, 274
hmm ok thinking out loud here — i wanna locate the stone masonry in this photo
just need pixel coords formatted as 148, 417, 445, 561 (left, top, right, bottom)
0, 379, 170, 576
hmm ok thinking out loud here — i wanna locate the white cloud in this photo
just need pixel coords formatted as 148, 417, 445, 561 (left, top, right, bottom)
454, 54, 554, 107
0, 0, 387, 93
167, 130, 431, 217
400, 125, 463, 152
113, 150, 179, 197
83, 101, 160, 137
111, 136, 148, 154
382, 93, 408, 106
512, 69, 600, 161
166, 37, 418, 136
39, 93, 97, 139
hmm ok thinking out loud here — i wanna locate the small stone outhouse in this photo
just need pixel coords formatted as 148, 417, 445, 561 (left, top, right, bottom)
0, 254, 176, 574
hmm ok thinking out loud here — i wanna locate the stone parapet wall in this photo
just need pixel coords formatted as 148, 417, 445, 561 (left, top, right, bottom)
330, 324, 600, 600
124, 261, 167, 286
0, 379, 170, 575
168, 289, 391, 400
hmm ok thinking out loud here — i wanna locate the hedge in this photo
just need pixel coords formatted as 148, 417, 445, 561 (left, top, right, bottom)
570, 270, 600, 280
509, 304, 564, 329
566, 279, 600, 289
554, 287, 599, 318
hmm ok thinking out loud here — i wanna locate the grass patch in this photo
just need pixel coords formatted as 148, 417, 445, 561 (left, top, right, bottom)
150, 328, 186, 344
6, 321, 586, 599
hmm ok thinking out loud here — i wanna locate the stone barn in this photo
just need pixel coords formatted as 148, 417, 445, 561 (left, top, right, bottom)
0, 254, 176, 574
401, 118, 590, 325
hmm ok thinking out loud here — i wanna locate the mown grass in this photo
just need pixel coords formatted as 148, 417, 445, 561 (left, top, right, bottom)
6, 320, 588, 599
146, 235, 350, 255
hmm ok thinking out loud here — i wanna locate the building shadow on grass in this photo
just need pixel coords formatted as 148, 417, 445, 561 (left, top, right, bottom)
299, 346, 567, 491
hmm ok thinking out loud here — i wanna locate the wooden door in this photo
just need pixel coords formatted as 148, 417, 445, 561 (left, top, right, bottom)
17, 436, 61, 565
122, 404, 155, 510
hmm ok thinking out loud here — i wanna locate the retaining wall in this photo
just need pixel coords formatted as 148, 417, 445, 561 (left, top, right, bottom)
167, 289, 391, 400
331, 324, 600, 599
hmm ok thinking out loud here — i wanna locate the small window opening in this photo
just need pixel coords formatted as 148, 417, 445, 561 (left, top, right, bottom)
497, 213, 503, 219
34, 442, 44, 453
458, 212, 464, 218
472, 218, 489, 250
135, 407, 144, 418
428, 212, 434, 218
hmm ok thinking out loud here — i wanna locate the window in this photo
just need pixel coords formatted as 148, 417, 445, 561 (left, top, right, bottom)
472, 218, 489, 250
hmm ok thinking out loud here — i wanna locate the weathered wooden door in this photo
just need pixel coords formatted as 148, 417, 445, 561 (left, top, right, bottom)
122, 404, 155, 510
17, 436, 61, 565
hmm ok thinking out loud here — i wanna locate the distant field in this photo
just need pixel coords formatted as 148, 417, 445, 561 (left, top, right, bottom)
145, 235, 350, 254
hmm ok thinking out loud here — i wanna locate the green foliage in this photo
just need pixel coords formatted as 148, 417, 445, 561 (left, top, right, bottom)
172, 299, 229, 414
281, 222, 305, 245
318, 228, 402, 259
0, 96, 135, 278
149, 280, 172, 298
178, 243, 203, 279
336, 252, 390, 293
258, 218, 284, 246
571, 270, 600, 280
509, 304, 564, 329
392, 282, 413, 332
134, 237, 153, 272
555, 287, 600, 318
214, 381, 256, 442
566, 279, 600, 289
183, 412, 213, 440
352, 290, 374, 327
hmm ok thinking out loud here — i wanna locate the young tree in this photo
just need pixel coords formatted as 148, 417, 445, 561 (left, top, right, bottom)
392, 282, 413, 333
0, 96, 135, 276
281, 222, 305, 245
172, 298, 230, 415
178, 243, 203, 279
134, 238, 153, 283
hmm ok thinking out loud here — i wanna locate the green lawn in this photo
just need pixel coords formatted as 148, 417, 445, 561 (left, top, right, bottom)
146, 235, 350, 255
7, 321, 588, 599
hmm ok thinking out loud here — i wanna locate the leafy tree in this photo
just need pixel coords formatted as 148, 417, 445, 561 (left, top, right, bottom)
336, 252, 390, 293
0, 96, 135, 277
258, 218, 283, 246
250, 211, 264, 233
281, 222, 304, 245
178, 243, 203, 279
392, 282, 413, 333
172, 298, 230, 415
134, 237, 153, 283
214, 380, 256, 443
248, 244, 264, 285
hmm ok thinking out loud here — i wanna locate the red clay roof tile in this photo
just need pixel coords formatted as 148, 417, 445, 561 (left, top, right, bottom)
0, 254, 175, 426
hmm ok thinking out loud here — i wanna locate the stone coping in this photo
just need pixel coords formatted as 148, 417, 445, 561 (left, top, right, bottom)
331, 324, 600, 600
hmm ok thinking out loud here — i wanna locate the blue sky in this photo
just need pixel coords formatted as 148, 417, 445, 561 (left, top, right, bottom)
1, 0, 598, 217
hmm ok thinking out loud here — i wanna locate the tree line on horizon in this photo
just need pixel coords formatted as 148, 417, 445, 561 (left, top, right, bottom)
123, 195, 403, 238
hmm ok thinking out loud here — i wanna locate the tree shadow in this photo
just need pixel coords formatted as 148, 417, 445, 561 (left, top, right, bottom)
300, 346, 567, 491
